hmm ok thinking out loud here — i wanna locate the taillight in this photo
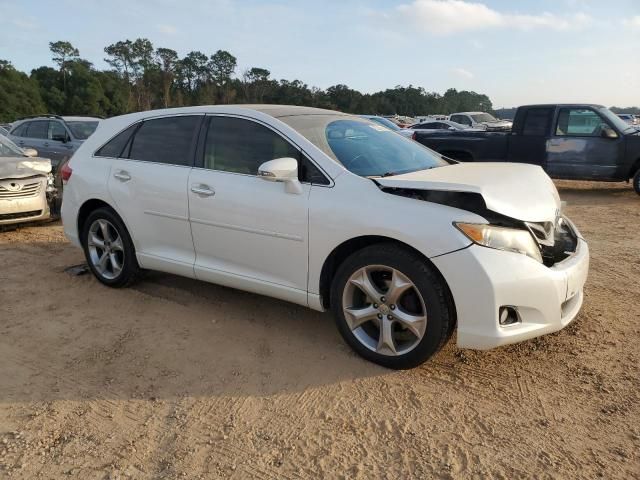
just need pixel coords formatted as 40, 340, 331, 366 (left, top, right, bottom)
60, 162, 73, 183
411, 131, 417, 140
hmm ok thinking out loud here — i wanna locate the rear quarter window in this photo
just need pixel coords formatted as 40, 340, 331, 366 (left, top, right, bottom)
95, 124, 140, 158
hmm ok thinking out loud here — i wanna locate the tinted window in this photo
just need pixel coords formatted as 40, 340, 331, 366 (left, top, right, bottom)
129, 116, 200, 166
95, 124, 139, 158
204, 117, 300, 175
11, 123, 28, 137
67, 120, 99, 140
522, 108, 553, 136
299, 156, 330, 185
49, 121, 67, 141
556, 108, 606, 136
26, 121, 48, 139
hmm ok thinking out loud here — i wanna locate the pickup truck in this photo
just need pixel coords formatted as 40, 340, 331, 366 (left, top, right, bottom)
413, 104, 640, 194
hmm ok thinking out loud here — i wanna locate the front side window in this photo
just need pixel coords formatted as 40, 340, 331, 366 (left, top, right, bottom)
128, 116, 200, 166
67, 121, 99, 140
49, 121, 68, 141
555, 108, 607, 136
470, 113, 498, 123
204, 116, 300, 175
452, 115, 471, 126
26, 121, 48, 139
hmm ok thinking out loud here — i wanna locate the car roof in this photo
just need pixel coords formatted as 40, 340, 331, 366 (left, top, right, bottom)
518, 103, 605, 109
62, 116, 103, 122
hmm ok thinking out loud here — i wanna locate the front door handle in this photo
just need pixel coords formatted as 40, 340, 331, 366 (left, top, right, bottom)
191, 184, 215, 196
113, 170, 131, 182
43, 142, 50, 147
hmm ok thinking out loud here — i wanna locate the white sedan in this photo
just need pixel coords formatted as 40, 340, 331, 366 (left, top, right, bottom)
61, 105, 589, 369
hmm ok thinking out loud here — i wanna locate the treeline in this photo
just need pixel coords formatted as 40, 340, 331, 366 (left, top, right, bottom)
0, 38, 495, 122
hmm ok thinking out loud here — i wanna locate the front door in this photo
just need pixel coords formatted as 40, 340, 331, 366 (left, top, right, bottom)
546, 107, 624, 180
107, 115, 202, 278
188, 115, 310, 305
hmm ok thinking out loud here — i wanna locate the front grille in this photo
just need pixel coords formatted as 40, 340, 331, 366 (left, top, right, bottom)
0, 180, 42, 199
0, 210, 42, 221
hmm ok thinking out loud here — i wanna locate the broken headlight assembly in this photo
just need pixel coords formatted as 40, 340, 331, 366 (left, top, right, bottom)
454, 223, 543, 263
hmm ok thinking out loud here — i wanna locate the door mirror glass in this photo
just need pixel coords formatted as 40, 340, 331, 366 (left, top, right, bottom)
600, 125, 618, 139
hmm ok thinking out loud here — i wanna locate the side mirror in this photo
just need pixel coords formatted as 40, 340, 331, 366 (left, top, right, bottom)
258, 157, 302, 194
600, 125, 618, 139
23, 148, 38, 157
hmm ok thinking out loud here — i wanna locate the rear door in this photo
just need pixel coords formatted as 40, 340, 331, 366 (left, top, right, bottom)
187, 115, 314, 304
18, 121, 49, 156
546, 107, 625, 180
107, 115, 202, 277
506, 107, 554, 169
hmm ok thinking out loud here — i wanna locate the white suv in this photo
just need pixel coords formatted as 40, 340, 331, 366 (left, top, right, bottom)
61, 105, 589, 369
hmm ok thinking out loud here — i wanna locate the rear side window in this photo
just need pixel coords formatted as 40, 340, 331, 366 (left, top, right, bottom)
95, 124, 139, 158
26, 121, 48, 139
203, 116, 301, 175
522, 108, 553, 136
128, 116, 200, 166
11, 123, 28, 137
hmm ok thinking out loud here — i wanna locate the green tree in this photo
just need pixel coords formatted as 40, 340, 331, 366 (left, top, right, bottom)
49, 40, 79, 94
0, 61, 46, 121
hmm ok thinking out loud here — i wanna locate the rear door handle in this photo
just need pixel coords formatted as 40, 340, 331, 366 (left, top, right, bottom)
113, 170, 131, 182
191, 184, 215, 196
43, 142, 50, 147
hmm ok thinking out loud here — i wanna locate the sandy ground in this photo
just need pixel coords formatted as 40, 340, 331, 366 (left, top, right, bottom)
0, 180, 639, 479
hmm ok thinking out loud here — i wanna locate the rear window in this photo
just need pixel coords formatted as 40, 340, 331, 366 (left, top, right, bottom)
128, 116, 200, 166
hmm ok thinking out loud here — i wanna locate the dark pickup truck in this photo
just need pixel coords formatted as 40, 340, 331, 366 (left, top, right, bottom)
413, 104, 640, 194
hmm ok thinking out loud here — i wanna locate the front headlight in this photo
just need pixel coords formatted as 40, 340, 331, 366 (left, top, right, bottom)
455, 223, 543, 263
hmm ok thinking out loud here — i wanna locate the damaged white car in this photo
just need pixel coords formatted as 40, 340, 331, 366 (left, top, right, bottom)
62, 106, 589, 369
0, 135, 58, 226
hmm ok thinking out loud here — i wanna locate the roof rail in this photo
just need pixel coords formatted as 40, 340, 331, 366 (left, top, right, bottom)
16, 114, 64, 121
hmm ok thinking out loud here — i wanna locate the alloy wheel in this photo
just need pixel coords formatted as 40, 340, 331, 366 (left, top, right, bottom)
341, 265, 428, 356
87, 219, 125, 280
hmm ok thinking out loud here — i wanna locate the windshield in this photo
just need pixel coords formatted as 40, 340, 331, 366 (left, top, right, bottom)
470, 113, 498, 123
366, 116, 401, 131
0, 134, 26, 157
279, 115, 447, 177
598, 107, 635, 132
66, 120, 99, 140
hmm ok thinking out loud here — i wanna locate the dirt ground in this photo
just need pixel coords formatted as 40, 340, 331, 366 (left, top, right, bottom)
0, 180, 639, 479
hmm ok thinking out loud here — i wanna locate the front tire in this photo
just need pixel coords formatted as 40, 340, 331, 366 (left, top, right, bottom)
633, 169, 640, 195
330, 244, 454, 369
81, 207, 140, 287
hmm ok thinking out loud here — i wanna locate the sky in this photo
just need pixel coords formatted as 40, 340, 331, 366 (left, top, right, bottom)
1, 0, 639, 108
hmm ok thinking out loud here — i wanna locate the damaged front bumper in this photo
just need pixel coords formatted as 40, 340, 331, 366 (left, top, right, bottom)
432, 219, 589, 350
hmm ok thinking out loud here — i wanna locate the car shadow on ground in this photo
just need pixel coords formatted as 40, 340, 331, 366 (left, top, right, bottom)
0, 243, 395, 404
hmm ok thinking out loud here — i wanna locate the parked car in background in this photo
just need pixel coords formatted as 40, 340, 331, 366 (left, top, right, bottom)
0, 126, 10, 137
449, 112, 512, 131
9, 115, 101, 172
409, 119, 478, 132
617, 113, 639, 126
62, 105, 588, 369
0, 134, 57, 226
359, 115, 415, 138
413, 104, 640, 194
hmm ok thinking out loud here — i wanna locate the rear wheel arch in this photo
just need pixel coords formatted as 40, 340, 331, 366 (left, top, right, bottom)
318, 236, 456, 318
628, 158, 640, 179
77, 199, 114, 236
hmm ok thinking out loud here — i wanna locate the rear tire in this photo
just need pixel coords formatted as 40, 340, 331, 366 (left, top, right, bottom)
633, 169, 640, 195
330, 243, 454, 369
81, 207, 140, 287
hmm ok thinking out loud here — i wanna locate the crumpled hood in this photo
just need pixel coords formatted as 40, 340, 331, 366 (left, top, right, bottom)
376, 163, 560, 222
0, 156, 52, 179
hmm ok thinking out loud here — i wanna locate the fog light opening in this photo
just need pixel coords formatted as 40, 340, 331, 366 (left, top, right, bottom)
499, 306, 520, 326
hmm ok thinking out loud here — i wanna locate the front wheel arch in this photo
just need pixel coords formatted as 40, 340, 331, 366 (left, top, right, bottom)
318, 236, 456, 320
